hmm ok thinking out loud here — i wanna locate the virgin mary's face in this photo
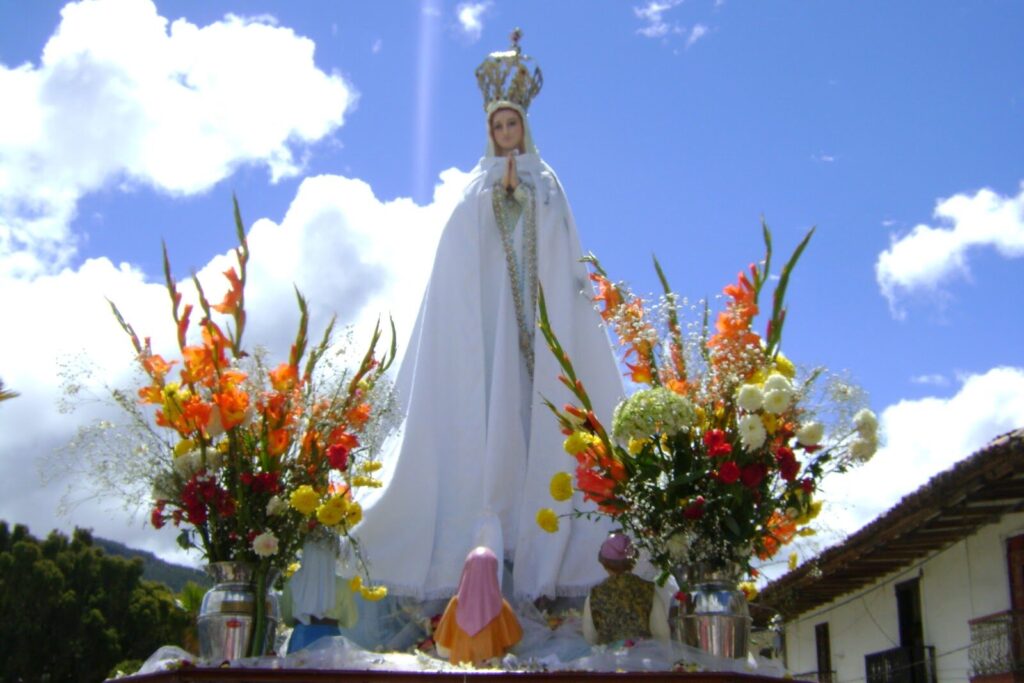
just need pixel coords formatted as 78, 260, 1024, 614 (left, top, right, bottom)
490, 108, 524, 155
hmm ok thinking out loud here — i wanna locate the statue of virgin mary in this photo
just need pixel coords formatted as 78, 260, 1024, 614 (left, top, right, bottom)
353, 31, 623, 601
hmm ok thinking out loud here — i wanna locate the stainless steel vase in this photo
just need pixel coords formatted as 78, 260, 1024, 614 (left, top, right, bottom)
674, 562, 751, 659
197, 562, 280, 661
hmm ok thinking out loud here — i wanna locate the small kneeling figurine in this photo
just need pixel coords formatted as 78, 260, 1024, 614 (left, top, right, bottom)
583, 533, 670, 645
281, 533, 358, 653
434, 546, 522, 666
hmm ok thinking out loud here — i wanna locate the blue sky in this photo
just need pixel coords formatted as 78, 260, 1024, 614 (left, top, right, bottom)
0, 0, 1022, 568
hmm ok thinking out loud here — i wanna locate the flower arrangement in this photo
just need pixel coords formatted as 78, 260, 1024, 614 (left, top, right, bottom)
102, 199, 395, 654
536, 225, 878, 581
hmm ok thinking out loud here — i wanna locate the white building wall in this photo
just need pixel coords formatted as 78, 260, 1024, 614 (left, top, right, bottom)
783, 511, 1024, 683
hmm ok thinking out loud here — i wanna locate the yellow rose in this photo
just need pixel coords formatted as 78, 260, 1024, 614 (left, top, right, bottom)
549, 472, 574, 502
289, 485, 320, 515
536, 508, 559, 533
738, 581, 758, 601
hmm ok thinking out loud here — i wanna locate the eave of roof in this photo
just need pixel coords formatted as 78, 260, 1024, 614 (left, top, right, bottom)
754, 427, 1024, 622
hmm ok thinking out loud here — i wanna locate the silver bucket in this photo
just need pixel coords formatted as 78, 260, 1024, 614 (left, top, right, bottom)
675, 563, 751, 659
197, 562, 280, 661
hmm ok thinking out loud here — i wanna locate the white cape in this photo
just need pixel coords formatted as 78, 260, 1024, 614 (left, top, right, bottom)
353, 153, 623, 600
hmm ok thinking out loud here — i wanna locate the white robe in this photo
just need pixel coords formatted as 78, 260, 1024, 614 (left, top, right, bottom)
353, 153, 623, 600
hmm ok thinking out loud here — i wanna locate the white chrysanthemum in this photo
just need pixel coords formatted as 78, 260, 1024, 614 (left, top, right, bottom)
612, 387, 697, 441
252, 531, 279, 558
853, 408, 878, 438
796, 421, 824, 446
850, 436, 877, 462
763, 389, 792, 414
738, 414, 767, 451
735, 384, 764, 412
763, 373, 792, 393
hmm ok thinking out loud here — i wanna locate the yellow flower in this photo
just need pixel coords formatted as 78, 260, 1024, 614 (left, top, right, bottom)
284, 562, 301, 578
794, 500, 823, 525
549, 472, 574, 502
536, 508, 559, 533
797, 527, 817, 537
360, 461, 383, 473
316, 495, 347, 526
738, 581, 758, 601
659, 433, 670, 451
360, 585, 388, 602
774, 352, 796, 379
289, 485, 319, 515
563, 431, 592, 456
627, 437, 649, 456
349, 575, 363, 593
344, 501, 363, 526
748, 368, 767, 385
217, 439, 231, 454
351, 475, 382, 488
173, 439, 196, 457
762, 413, 779, 435
788, 552, 798, 571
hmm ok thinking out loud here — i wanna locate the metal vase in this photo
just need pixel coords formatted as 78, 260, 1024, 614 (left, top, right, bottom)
674, 562, 751, 659
197, 562, 280, 661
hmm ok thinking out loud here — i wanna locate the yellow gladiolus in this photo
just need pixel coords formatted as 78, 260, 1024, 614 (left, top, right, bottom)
289, 485, 320, 515
361, 461, 383, 473
173, 439, 195, 457
351, 475, 382, 488
788, 552, 799, 570
349, 575, 363, 592
549, 472, 574, 502
536, 508, 559, 533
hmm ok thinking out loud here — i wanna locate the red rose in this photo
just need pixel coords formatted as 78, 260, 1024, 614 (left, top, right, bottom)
775, 449, 800, 481
801, 478, 814, 493
683, 496, 705, 519
150, 504, 165, 530
703, 429, 733, 458
741, 462, 768, 489
717, 461, 741, 484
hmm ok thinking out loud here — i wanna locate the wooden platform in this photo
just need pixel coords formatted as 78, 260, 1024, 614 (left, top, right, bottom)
128, 669, 782, 682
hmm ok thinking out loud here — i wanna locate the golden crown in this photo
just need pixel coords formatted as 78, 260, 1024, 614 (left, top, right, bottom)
475, 28, 543, 112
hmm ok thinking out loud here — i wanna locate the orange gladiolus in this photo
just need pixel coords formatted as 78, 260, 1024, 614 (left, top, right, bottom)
757, 511, 798, 560
266, 428, 290, 456
590, 273, 622, 320
214, 387, 249, 430
327, 427, 360, 450
268, 363, 298, 393
142, 354, 175, 381
345, 403, 372, 428
138, 385, 163, 404
212, 267, 243, 315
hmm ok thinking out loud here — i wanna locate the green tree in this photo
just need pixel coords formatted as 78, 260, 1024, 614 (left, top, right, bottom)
0, 522, 191, 682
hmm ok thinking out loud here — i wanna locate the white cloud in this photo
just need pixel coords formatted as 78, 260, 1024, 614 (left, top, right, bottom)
455, 2, 491, 43
687, 23, 708, 47
634, 0, 683, 38
0, 0, 354, 278
0, 167, 471, 565
819, 366, 1024, 543
910, 373, 950, 387
876, 182, 1024, 315
372, 38, 383, 54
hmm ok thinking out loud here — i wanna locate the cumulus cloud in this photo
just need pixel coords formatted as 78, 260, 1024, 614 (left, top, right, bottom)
634, 0, 683, 38
876, 182, 1024, 316
819, 366, 1024, 543
0, 0, 354, 278
455, 2, 491, 42
0, 167, 470, 564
